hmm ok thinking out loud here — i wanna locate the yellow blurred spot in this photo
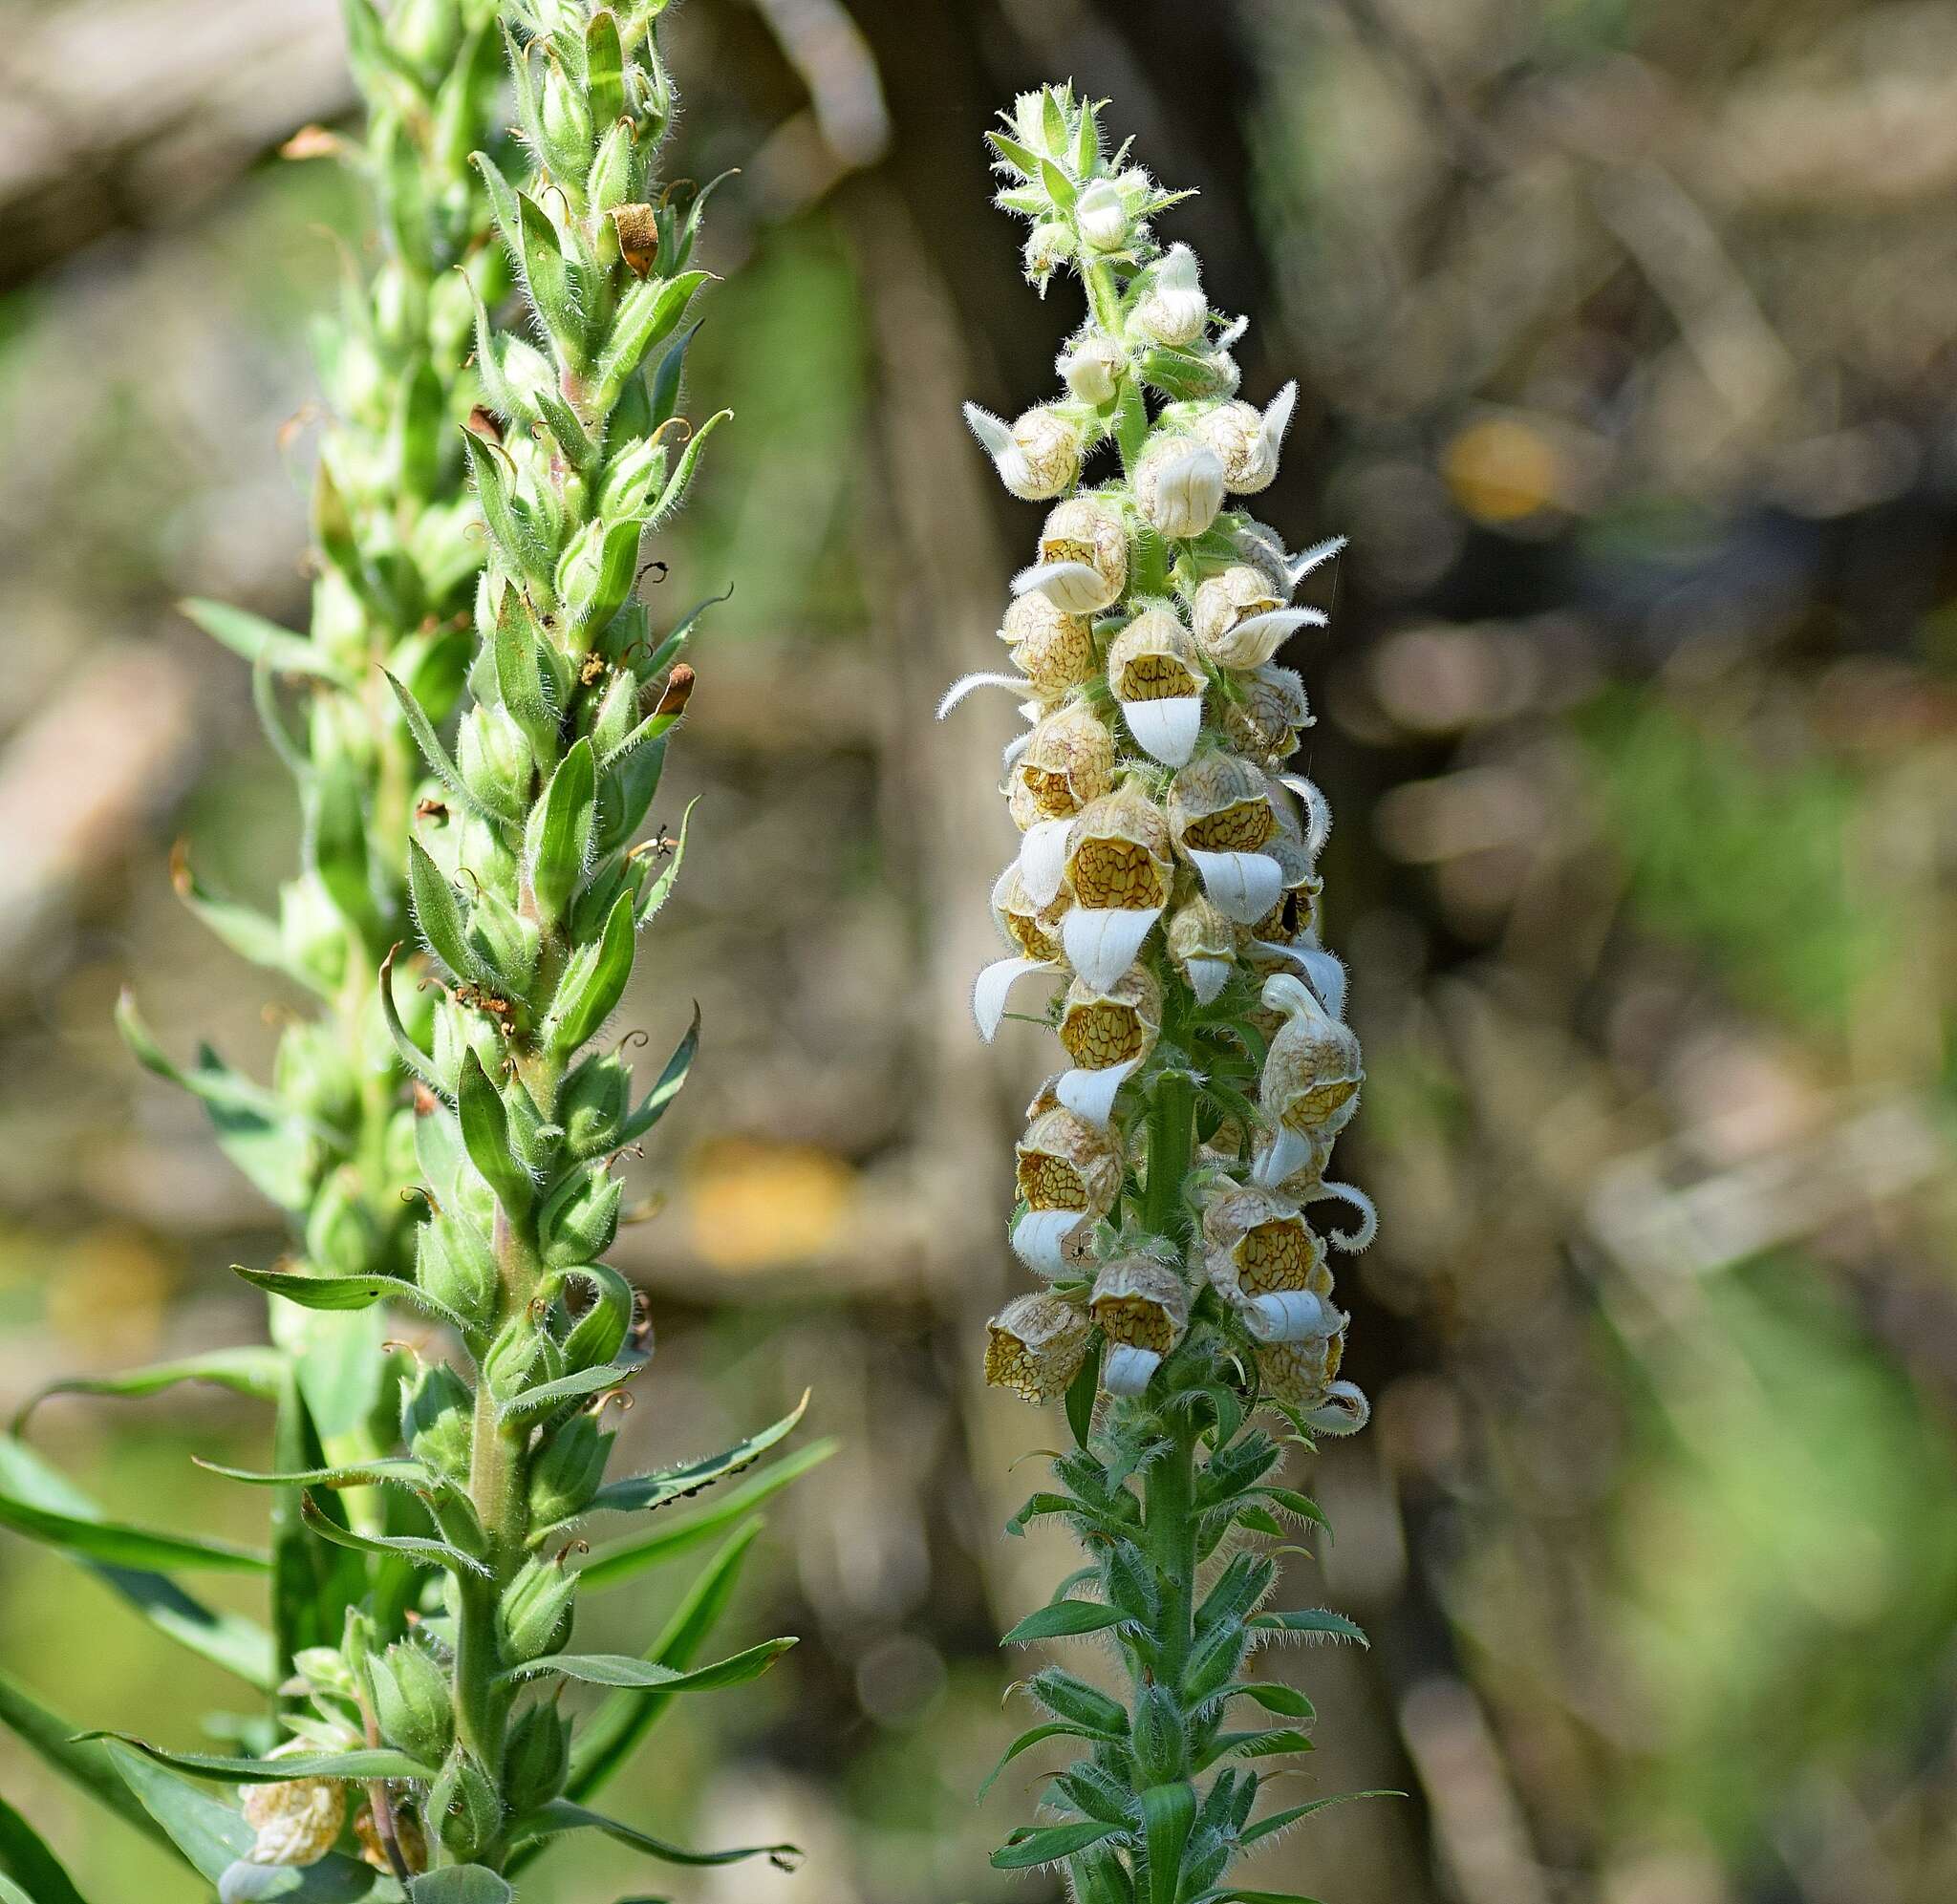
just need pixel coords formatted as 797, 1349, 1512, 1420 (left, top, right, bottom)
684, 1138, 855, 1272
46, 1226, 174, 1356
1442, 417, 1563, 524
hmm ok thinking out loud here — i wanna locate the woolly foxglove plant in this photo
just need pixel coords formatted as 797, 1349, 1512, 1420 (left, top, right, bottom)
0, 4, 818, 1897
946, 85, 1383, 1904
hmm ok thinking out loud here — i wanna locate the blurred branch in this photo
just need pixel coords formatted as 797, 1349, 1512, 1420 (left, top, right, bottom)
0, 0, 349, 289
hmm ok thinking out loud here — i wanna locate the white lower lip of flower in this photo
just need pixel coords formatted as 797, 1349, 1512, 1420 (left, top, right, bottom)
1102, 1344, 1161, 1395
1301, 1379, 1370, 1436
1213, 607, 1327, 670
973, 956, 1056, 1042
1057, 1057, 1140, 1127
1018, 818, 1073, 909
1188, 849, 1284, 926
937, 671, 1032, 718
1248, 937, 1311, 973
1248, 381, 1300, 488
1121, 695, 1203, 766
1307, 1179, 1377, 1252
1185, 955, 1234, 1004
1060, 344, 1120, 405
1013, 1208, 1092, 1275
1279, 774, 1331, 856
1141, 446, 1226, 539
1244, 1289, 1336, 1344
1252, 1123, 1319, 1189
1294, 945, 1347, 1021
1062, 906, 1161, 993
1287, 533, 1347, 590
963, 401, 1053, 503
1014, 559, 1116, 615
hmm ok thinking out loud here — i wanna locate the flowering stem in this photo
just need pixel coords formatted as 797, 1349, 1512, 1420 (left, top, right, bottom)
1142, 1072, 1195, 1244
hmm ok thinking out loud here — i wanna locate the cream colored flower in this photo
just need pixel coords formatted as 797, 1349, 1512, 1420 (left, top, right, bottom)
1059, 963, 1161, 1074
1012, 703, 1116, 823
1018, 497, 1129, 613
1107, 607, 1205, 766
1202, 1185, 1339, 1343
1061, 781, 1175, 989
1167, 892, 1238, 1003
1253, 973, 1364, 1186
1000, 591, 1097, 701
244, 1772, 347, 1869
1192, 564, 1325, 672
964, 402, 1086, 501
992, 861, 1070, 962
1131, 244, 1208, 349
1017, 1106, 1125, 1217
986, 1291, 1092, 1401
1220, 663, 1311, 765
1168, 751, 1277, 855
1191, 383, 1297, 494
1134, 434, 1225, 540
1090, 1256, 1190, 1394
1059, 333, 1124, 405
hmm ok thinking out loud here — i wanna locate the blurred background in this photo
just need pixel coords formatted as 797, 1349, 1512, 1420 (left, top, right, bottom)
4, 0, 1957, 1899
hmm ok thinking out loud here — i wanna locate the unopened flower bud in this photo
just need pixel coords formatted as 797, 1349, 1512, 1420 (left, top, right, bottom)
1076, 178, 1130, 252
503, 1700, 570, 1811
560, 1050, 633, 1159
306, 1171, 382, 1279
368, 1641, 453, 1765
1090, 1256, 1189, 1395
400, 1360, 474, 1480
1058, 333, 1124, 405
538, 1165, 623, 1268
654, 662, 696, 720
1133, 434, 1225, 540
458, 703, 534, 814
497, 1555, 577, 1664
1221, 663, 1312, 765
529, 1409, 613, 1525
1024, 221, 1074, 285
1255, 974, 1364, 1182
991, 862, 1067, 962
1130, 244, 1208, 349
1168, 894, 1238, 1003
985, 1291, 1091, 1401
418, 1211, 498, 1332
354, 1804, 426, 1874
427, 1746, 503, 1864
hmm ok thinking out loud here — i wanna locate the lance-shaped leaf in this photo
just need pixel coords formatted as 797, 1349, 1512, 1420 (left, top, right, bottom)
1000, 1598, 1127, 1643
584, 7, 624, 124
1234, 1790, 1402, 1848
376, 945, 443, 1090
507, 1799, 798, 1872
1140, 1782, 1197, 1904
610, 1005, 699, 1151
977, 1722, 1117, 1801
195, 1456, 431, 1493
645, 409, 731, 527
503, 1637, 793, 1693
591, 269, 710, 413
180, 601, 355, 690
564, 1519, 762, 1805
589, 1391, 808, 1514
1247, 1609, 1367, 1645
15, 1346, 285, 1430
0, 1673, 181, 1859
459, 430, 552, 595
298, 1493, 487, 1578
491, 590, 559, 761
1221, 1682, 1315, 1721
542, 889, 636, 1055
457, 1053, 535, 1218
578, 1438, 835, 1588
405, 841, 484, 987
648, 324, 699, 434
496, 1356, 642, 1425
170, 849, 332, 997
525, 738, 596, 927
990, 1820, 1125, 1871
386, 671, 513, 828
0, 1795, 89, 1904
228, 1264, 462, 1335
1200, 1728, 1314, 1767
634, 795, 698, 926
83, 1735, 435, 1786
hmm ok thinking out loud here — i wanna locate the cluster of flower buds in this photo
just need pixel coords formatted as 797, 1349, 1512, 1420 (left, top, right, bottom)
953, 87, 1381, 1903
950, 87, 1374, 1430
133, 0, 510, 1307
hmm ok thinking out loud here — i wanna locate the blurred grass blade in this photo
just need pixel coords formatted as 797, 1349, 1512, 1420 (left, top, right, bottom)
0, 1670, 183, 1862
579, 1439, 836, 1590
0, 1789, 92, 1903
0, 1438, 277, 1684
561, 1518, 761, 1811
0, 1471, 270, 1573
508, 1798, 797, 1872
15, 1348, 287, 1431
83, 1735, 434, 1785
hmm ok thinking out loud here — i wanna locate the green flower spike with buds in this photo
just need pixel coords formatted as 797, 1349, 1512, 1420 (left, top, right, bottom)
0, 4, 821, 1898
945, 85, 1388, 1903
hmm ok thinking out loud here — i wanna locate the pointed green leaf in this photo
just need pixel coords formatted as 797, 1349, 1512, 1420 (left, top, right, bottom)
577, 1440, 836, 1589
1248, 1609, 1366, 1645
564, 1520, 763, 1805
645, 408, 730, 525
506, 1637, 793, 1693
508, 1799, 797, 1872
457, 1054, 534, 1218
496, 1356, 641, 1424
543, 889, 636, 1055
298, 1493, 486, 1577
386, 670, 509, 826
613, 1005, 699, 1148
589, 1391, 807, 1513
83, 1735, 434, 1786
172, 854, 331, 996
1234, 1790, 1402, 1849
977, 1722, 1108, 1801
0, 1475, 269, 1573
1140, 1781, 1196, 1904
525, 738, 595, 927
409, 1871, 510, 1904
491, 590, 559, 760
377, 945, 443, 1090
460, 429, 551, 594
591, 270, 710, 412
1223, 1682, 1315, 1721
1000, 1598, 1125, 1644
991, 1820, 1124, 1870
634, 795, 698, 925
195, 1457, 429, 1491
229, 1263, 454, 1325
405, 840, 485, 986
585, 9, 624, 124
